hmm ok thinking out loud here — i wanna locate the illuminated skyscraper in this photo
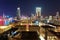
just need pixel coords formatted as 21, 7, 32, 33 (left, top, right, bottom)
56, 11, 59, 20
17, 7, 21, 19
36, 7, 41, 17
56, 11, 59, 17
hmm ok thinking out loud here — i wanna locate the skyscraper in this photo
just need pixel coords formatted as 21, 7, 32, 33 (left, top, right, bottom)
56, 11, 59, 20
36, 7, 41, 21
36, 7, 41, 17
17, 7, 21, 20
56, 11, 59, 17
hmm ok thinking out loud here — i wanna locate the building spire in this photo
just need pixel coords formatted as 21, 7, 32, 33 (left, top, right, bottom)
3, 12, 5, 19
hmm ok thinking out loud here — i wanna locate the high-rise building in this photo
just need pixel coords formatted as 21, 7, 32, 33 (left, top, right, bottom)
17, 7, 21, 19
36, 7, 41, 17
35, 7, 41, 21
56, 11, 59, 17
56, 11, 59, 20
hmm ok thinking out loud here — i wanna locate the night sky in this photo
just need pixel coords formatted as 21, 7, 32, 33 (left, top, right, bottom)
0, 0, 60, 17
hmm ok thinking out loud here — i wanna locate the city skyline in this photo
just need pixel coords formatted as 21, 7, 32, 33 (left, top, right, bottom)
0, 0, 60, 17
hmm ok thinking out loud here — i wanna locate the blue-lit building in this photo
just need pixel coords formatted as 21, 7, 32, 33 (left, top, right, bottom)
4, 19, 10, 25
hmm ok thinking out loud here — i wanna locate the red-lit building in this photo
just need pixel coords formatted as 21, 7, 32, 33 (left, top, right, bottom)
0, 19, 4, 26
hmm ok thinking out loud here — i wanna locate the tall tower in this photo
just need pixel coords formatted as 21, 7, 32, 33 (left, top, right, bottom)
17, 7, 21, 20
56, 11, 59, 17
36, 7, 41, 21
56, 11, 59, 19
36, 7, 41, 17
17, 0, 21, 20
